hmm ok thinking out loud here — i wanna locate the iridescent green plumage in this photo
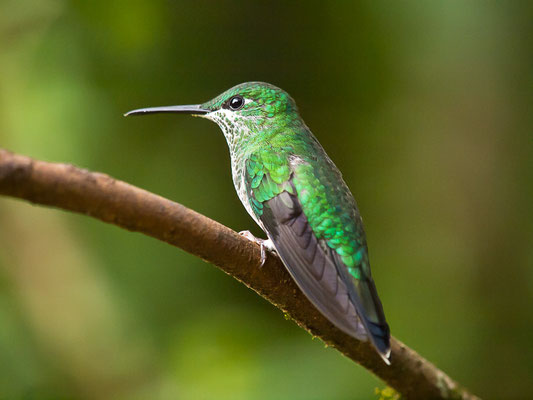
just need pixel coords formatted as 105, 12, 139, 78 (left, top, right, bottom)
245, 135, 367, 274
125, 82, 391, 363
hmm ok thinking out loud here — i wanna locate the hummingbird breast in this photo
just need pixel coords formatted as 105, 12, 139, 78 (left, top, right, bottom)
231, 150, 263, 227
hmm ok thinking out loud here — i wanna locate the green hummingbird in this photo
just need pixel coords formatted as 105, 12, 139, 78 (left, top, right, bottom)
125, 82, 391, 363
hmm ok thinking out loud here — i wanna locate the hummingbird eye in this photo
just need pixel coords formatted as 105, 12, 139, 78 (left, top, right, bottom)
228, 96, 244, 111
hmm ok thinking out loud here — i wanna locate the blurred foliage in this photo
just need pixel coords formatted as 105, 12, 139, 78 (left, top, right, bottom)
0, 0, 532, 399
374, 387, 400, 400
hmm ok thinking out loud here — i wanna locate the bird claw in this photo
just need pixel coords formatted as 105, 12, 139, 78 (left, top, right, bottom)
239, 230, 275, 268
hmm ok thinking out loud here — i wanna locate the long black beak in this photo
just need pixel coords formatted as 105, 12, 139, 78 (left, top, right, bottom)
124, 104, 210, 117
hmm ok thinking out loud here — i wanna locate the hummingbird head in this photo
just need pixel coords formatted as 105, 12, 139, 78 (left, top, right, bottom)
125, 82, 302, 151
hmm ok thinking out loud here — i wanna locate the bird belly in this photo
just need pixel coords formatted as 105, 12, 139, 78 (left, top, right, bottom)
231, 158, 264, 230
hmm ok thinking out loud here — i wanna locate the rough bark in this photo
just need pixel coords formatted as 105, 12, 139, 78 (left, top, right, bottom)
0, 149, 480, 400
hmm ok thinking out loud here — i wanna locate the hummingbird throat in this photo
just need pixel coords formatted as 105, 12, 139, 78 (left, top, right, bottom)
202, 109, 257, 156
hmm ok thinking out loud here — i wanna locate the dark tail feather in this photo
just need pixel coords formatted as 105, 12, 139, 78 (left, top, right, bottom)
356, 277, 391, 363
366, 319, 391, 363
332, 254, 391, 364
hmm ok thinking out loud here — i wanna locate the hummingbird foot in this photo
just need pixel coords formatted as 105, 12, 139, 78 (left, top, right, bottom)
239, 230, 276, 267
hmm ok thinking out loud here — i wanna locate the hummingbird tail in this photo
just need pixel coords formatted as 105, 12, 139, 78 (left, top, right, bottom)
366, 318, 391, 364
331, 257, 391, 364
352, 276, 391, 364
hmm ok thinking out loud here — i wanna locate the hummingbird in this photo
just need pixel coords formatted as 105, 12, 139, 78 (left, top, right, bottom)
125, 82, 391, 363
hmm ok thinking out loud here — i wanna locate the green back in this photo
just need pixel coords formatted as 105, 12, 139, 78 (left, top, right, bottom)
245, 126, 370, 281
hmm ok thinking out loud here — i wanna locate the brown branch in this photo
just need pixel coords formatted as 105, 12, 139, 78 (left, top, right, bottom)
0, 149, 480, 400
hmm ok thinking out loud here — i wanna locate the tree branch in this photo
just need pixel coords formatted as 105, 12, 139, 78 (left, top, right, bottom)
0, 149, 480, 400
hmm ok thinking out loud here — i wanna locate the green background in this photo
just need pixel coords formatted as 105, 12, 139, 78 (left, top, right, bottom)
1, 1, 532, 399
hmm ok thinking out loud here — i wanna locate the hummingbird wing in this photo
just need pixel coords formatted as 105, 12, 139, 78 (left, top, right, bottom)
245, 151, 390, 362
